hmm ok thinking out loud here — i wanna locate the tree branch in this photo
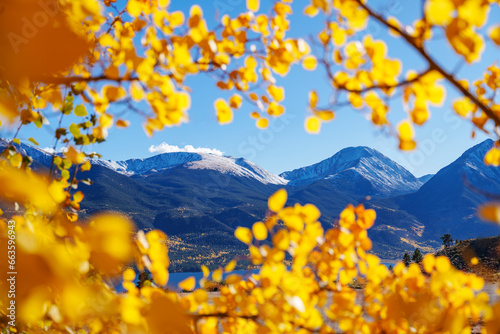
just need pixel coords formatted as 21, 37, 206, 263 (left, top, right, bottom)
354, 0, 500, 127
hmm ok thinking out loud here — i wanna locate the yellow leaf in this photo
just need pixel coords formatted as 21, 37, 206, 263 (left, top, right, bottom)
309, 91, 318, 109
268, 189, 287, 212
123, 268, 136, 281
425, 0, 455, 25
213, 268, 223, 282
28, 137, 39, 146
302, 56, 317, 71
268, 86, 284, 102
225, 260, 236, 272
104, 86, 126, 102
116, 119, 130, 128
178, 277, 195, 291
484, 147, 500, 166
235, 227, 253, 244
489, 25, 500, 46
80, 160, 91, 172
471, 257, 479, 265
273, 229, 290, 250
215, 99, 233, 124
130, 82, 144, 101
100, 113, 114, 129
305, 116, 321, 134
247, 0, 260, 12
229, 94, 243, 109
315, 111, 335, 121
66, 146, 86, 164
201, 265, 210, 277
73, 191, 84, 203
398, 121, 416, 151
252, 222, 268, 240
478, 203, 500, 223
435, 256, 451, 272
422, 254, 435, 273
256, 117, 269, 129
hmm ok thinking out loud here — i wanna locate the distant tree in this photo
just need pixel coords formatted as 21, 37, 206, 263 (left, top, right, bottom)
136, 271, 153, 289
403, 253, 411, 267
411, 248, 423, 263
388, 265, 393, 271
441, 234, 453, 248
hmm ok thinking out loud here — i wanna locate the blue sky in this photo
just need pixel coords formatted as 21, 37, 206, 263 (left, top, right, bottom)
6, 0, 499, 177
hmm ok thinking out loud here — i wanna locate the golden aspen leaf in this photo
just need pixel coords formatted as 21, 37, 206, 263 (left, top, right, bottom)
66, 146, 86, 164
74, 105, 87, 117
249, 93, 259, 101
302, 55, 317, 70
201, 265, 210, 277
247, 0, 260, 12
0, 0, 96, 81
435, 256, 451, 272
422, 254, 435, 273
127, 0, 142, 17
267, 102, 284, 116
28, 137, 39, 146
304, 5, 319, 17
235, 226, 253, 244
212, 268, 223, 282
309, 91, 318, 109
0, 163, 59, 212
229, 94, 243, 109
478, 203, 500, 223
178, 277, 195, 291
489, 26, 500, 46
123, 268, 136, 282
425, 0, 455, 25
315, 111, 335, 121
398, 121, 416, 150
169, 11, 185, 27
273, 229, 290, 250
484, 147, 500, 166
225, 260, 236, 272
104, 86, 126, 102
305, 116, 321, 134
80, 160, 91, 172
252, 222, 268, 240
268, 86, 285, 102
215, 99, 233, 124
116, 119, 130, 128
87, 214, 134, 275
100, 114, 113, 129
130, 82, 144, 101
268, 189, 287, 212
471, 257, 479, 265
470, 275, 484, 291
73, 191, 84, 203
256, 117, 269, 129
302, 204, 321, 223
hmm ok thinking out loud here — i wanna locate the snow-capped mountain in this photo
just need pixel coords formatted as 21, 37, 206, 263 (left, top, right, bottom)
399, 139, 500, 240
94, 153, 288, 185
280, 146, 422, 197
0, 139, 287, 185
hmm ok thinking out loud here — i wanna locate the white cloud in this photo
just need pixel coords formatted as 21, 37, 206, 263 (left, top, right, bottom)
148, 143, 224, 156
42, 147, 66, 154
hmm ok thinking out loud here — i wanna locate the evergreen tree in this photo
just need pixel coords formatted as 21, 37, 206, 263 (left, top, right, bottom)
403, 253, 411, 267
440, 233, 453, 248
411, 248, 423, 263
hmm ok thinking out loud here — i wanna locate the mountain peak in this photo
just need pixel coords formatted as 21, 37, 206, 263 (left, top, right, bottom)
280, 146, 421, 196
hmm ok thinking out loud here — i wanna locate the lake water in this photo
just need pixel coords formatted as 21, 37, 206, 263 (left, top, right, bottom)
167, 263, 394, 290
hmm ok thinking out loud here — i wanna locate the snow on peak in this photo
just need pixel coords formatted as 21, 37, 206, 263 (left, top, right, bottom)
93, 152, 288, 185
280, 146, 421, 195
